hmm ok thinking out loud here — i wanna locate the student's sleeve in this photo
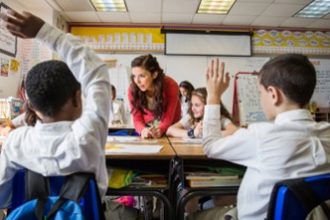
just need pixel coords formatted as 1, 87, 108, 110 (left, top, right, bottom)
35, 23, 111, 150
127, 86, 146, 134
158, 78, 180, 135
0, 145, 21, 208
202, 105, 258, 167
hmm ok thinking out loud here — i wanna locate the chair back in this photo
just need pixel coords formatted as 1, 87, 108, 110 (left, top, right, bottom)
267, 173, 330, 220
9, 169, 105, 220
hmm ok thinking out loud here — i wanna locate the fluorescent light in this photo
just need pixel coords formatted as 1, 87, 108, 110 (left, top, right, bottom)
90, 0, 127, 12
197, 0, 236, 14
295, 0, 330, 18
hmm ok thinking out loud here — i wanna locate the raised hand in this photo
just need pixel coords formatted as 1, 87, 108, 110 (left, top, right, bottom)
205, 58, 230, 105
0, 10, 44, 38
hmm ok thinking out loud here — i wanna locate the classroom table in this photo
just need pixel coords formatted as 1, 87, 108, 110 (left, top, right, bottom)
105, 137, 176, 220
167, 137, 206, 159
167, 137, 242, 220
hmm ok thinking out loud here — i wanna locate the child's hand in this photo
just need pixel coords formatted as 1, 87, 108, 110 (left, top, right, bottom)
194, 121, 203, 138
205, 58, 230, 104
0, 10, 45, 38
149, 126, 161, 139
141, 127, 152, 139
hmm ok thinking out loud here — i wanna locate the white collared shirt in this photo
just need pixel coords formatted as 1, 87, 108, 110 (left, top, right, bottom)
0, 23, 110, 208
203, 106, 330, 220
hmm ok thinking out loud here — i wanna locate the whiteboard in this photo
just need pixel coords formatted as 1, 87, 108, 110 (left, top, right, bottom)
165, 31, 252, 56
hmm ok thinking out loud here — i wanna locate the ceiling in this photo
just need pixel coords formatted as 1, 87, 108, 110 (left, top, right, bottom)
16, 0, 330, 29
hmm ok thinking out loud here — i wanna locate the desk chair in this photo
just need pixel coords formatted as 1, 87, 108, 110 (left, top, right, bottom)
9, 169, 105, 220
267, 173, 330, 220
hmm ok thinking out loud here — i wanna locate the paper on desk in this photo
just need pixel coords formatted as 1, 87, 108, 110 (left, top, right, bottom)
107, 136, 158, 143
170, 137, 202, 145
105, 144, 163, 154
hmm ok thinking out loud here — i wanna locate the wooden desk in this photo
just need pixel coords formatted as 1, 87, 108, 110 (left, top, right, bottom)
168, 137, 207, 159
105, 137, 175, 159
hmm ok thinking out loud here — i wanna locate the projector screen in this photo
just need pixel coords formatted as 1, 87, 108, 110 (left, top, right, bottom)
164, 30, 252, 56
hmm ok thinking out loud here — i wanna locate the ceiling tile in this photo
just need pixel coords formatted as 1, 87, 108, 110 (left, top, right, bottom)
261, 3, 305, 17
129, 12, 161, 23
97, 12, 131, 23
163, 0, 200, 13
64, 11, 100, 22
236, 0, 273, 2
252, 16, 287, 27
307, 19, 330, 29
162, 13, 195, 23
192, 14, 225, 25
280, 17, 317, 28
126, 0, 161, 13
55, 0, 94, 11
16, 0, 51, 9
274, 0, 312, 4
229, 2, 271, 16
222, 15, 257, 25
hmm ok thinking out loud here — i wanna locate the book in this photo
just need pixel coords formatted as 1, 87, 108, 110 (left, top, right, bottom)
105, 144, 163, 154
187, 178, 241, 188
185, 172, 239, 180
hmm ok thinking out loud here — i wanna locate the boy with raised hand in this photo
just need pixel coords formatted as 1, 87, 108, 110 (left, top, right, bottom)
0, 10, 110, 208
202, 55, 330, 219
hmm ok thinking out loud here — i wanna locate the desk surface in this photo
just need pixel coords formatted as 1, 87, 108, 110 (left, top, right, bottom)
168, 137, 206, 159
105, 137, 176, 159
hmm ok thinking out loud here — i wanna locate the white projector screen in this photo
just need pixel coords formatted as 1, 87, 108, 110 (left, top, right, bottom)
165, 31, 252, 56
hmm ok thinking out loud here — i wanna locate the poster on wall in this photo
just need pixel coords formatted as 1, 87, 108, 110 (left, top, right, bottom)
0, 2, 17, 57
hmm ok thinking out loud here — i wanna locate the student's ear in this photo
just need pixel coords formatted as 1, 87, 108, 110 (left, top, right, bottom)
268, 86, 282, 106
153, 71, 158, 79
72, 90, 82, 108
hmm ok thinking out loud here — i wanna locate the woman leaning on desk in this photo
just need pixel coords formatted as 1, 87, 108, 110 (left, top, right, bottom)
128, 54, 181, 139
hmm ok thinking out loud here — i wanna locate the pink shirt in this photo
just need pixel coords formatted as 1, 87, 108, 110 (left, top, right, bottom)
128, 76, 181, 136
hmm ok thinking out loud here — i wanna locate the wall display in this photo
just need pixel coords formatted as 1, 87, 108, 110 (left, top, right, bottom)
0, 3, 17, 57
70, 26, 164, 53
253, 29, 330, 55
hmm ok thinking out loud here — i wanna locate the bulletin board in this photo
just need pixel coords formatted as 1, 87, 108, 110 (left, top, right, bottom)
0, 3, 17, 57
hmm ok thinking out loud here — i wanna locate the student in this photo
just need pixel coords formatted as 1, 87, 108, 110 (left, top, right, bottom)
179, 80, 195, 116
128, 54, 181, 139
0, 10, 110, 211
109, 84, 126, 125
202, 55, 330, 219
166, 87, 236, 138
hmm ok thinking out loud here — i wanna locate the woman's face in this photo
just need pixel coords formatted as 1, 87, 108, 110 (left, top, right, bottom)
180, 87, 188, 97
191, 95, 205, 119
131, 67, 155, 92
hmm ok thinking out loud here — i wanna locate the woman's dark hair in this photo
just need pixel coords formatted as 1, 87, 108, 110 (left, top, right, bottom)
179, 81, 195, 102
189, 87, 233, 125
259, 54, 316, 107
130, 54, 165, 119
25, 60, 81, 118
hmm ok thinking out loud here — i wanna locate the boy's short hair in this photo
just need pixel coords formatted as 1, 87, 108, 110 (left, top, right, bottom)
259, 54, 316, 107
25, 60, 81, 116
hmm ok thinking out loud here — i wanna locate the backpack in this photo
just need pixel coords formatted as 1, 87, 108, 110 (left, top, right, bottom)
267, 177, 330, 220
7, 170, 93, 220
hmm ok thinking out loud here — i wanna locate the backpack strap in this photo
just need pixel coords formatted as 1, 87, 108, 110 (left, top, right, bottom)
25, 170, 50, 220
46, 173, 92, 218
283, 178, 330, 218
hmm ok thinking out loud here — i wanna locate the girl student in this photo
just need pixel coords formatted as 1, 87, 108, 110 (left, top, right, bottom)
166, 87, 237, 138
128, 54, 181, 139
179, 81, 195, 116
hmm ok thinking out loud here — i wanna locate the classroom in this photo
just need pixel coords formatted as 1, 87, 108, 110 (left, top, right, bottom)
0, 0, 330, 220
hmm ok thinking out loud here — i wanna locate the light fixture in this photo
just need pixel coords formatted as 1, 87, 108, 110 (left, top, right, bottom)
295, 0, 330, 18
197, 0, 236, 14
90, 0, 127, 12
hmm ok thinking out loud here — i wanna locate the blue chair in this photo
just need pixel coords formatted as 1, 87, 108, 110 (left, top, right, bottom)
9, 169, 105, 220
267, 173, 330, 220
